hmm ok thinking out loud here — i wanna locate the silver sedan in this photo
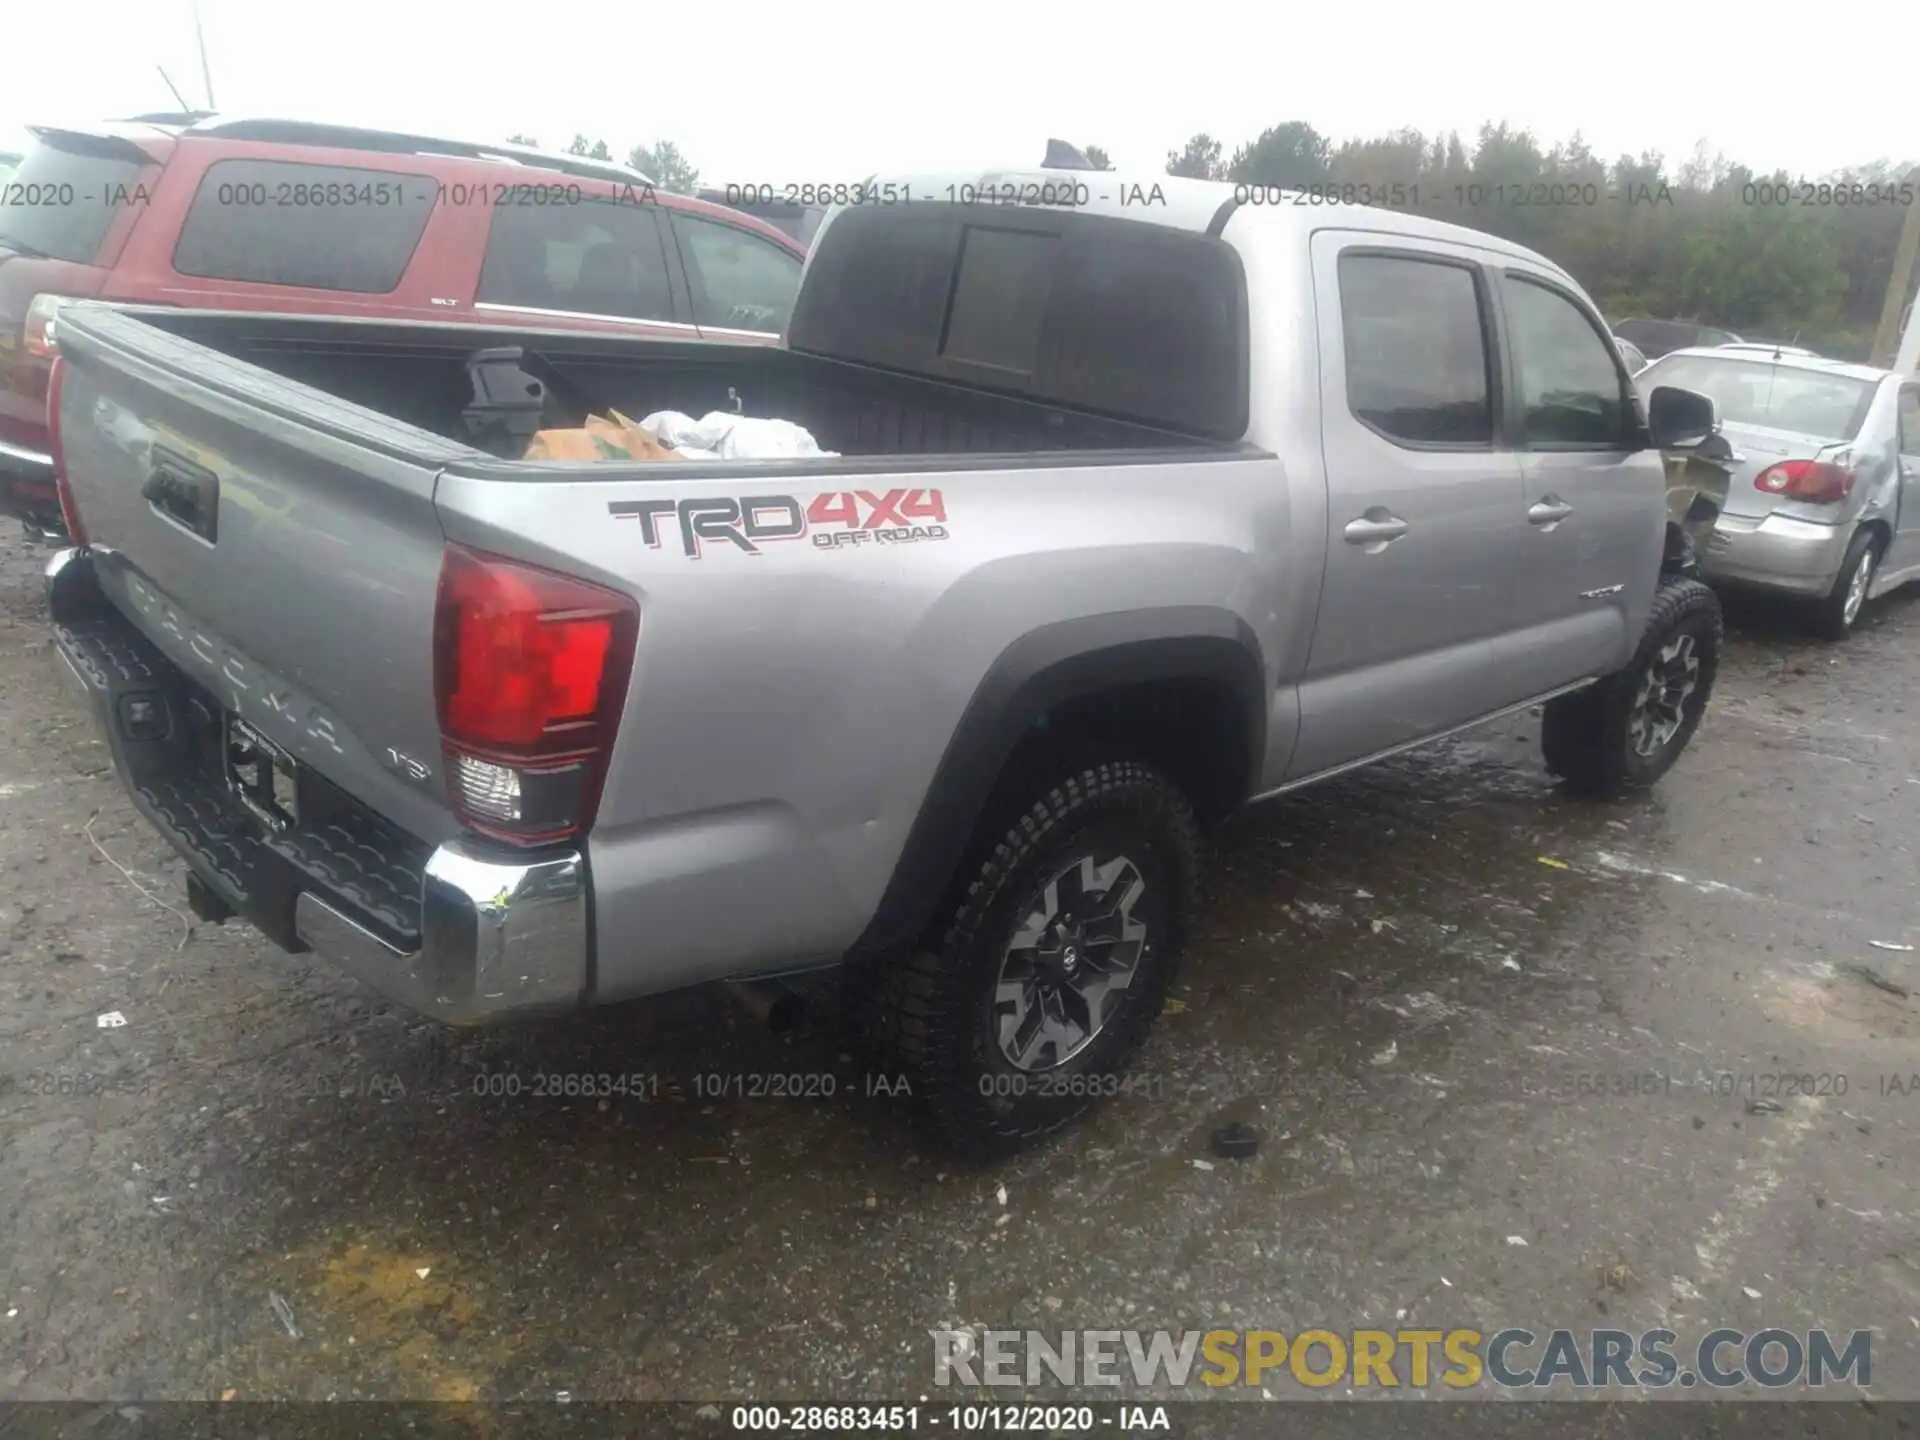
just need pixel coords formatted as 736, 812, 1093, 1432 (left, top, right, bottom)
1635, 349, 1920, 638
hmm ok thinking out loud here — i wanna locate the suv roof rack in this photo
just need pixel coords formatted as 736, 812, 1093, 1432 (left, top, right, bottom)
118, 110, 216, 126
179, 117, 657, 187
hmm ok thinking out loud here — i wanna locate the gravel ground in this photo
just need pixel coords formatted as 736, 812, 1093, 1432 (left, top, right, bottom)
1, 529, 1915, 1424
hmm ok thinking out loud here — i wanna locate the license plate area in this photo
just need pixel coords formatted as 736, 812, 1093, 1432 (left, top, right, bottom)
225, 714, 300, 831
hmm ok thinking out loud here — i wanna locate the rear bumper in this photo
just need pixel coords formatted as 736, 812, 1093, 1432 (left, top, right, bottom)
290, 848, 588, 1024
1699, 512, 1851, 597
46, 547, 588, 1024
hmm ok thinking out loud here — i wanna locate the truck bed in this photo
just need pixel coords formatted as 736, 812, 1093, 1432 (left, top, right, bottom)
126, 309, 1236, 464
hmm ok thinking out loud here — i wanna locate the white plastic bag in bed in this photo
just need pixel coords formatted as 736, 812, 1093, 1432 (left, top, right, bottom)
637, 410, 837, 460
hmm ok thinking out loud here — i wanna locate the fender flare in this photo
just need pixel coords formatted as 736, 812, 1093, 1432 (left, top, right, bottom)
845, 606, 1267, 962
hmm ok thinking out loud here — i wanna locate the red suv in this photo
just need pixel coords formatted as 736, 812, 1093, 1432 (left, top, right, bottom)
0, 116, 810, 535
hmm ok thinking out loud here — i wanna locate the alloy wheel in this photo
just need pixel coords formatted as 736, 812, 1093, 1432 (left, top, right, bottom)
992, 853, 1151, 1071
1843, 547, 1874, 627
1627, 633, 1701, 758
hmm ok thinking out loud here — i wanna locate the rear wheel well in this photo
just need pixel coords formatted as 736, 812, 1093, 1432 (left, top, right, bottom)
1859, 517, 1892, 555
985, 678, 1253, 832
898, 677, 1249, 958
843, 625, 1266, 967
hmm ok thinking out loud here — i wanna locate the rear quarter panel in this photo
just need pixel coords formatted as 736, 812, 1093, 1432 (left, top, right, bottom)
434, 451, 1310, 997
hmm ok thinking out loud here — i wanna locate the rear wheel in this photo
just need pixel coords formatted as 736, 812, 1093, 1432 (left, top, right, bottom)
1543, 578, 1722, 798
1814, 528, 1879, 640
873, 758, 1197, 1158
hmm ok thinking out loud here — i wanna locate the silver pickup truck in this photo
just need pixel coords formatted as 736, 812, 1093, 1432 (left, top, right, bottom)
44, 171, 1725, 1154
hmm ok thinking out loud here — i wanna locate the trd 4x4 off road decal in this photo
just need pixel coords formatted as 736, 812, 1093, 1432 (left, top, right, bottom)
609, 489, 949, 558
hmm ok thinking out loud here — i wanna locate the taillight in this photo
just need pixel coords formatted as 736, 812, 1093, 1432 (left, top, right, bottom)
45, 355, 86, 546
1755, 459, 1853, 504
432, 545, 638, 846
25, 294, 69, 358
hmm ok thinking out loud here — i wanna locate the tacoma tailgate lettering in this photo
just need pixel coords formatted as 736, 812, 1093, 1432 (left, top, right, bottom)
121, 571, 346, 756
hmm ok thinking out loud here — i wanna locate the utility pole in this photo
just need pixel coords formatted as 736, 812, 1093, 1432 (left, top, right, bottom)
1868, 167, 1920, 369
1898, 288, 1920, 375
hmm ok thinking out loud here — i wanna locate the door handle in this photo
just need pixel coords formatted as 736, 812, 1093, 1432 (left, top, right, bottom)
1528, 497, 1574, 528
143, 448, 220, 544
1343, 510, 1410, 551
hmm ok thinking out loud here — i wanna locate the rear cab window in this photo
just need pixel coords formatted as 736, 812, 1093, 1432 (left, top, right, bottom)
788, 204, 1249, 440
1337, 252, 1494, 446
0, 133, 149, 264
172, 159, 434, 291
1639, 355, 1875, 442
477, 190, 679, 323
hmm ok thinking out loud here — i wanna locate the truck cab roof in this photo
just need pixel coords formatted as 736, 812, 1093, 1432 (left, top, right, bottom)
853, 165, 1569, 271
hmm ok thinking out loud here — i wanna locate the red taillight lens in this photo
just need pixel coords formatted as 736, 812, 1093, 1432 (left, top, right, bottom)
1755, 459, 1853, 503
46, 355, 86, 546
25, 293, 69, 359
433, 545, 637, 845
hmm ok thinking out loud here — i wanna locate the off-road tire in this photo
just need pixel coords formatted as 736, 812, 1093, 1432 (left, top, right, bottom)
1542, 578, 1722, 799
1813, 527, 1880, 641
874, 759, 1199, 1159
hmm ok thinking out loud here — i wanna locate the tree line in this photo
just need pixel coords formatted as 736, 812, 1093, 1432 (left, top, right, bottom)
507, 133, 701, 197
1144, 124, 1915, 359
513, 123, 1917, 360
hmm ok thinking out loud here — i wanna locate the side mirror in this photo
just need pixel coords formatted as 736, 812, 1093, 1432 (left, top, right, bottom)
1647, 385, 1717, 450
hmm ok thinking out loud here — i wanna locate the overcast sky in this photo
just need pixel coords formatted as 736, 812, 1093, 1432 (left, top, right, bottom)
6, 0, 1915, 182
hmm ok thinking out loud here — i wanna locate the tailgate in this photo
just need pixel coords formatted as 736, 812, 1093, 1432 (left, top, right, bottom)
54, 304, 469, 846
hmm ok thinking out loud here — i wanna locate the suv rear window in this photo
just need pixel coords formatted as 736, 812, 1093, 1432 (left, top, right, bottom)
173, 159, 433, 292
478, 198, 676, 321
1639, 355, 1876, 441
0, 135, 147, 264
698, 194, 826, 247
672, 213, 801, 332
788, 205, 1249, 440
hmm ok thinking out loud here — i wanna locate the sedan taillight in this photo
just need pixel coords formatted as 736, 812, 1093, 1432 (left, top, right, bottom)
1754, 460, 1854, 504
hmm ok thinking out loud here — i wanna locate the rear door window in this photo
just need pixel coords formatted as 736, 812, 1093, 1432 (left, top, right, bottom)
172, 159, 432, 291
1500, 276, 1632, 448
672, 213, 802, 332
1899, 388, 1920, 457
478, 197, 677, 322
1338, 252, 1494, 446
0, 135, 147, 263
